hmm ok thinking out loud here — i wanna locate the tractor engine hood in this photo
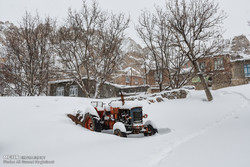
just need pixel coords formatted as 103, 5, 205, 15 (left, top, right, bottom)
109, 101, 142, 110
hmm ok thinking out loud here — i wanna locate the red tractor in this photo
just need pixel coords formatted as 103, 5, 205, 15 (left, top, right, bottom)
67, 94, 158, 137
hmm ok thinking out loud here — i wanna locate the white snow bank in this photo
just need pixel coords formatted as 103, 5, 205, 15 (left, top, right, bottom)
0, 84, 250, 167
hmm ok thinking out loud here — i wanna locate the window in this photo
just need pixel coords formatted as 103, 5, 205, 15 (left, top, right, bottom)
199, 62, 206, 72
126, 76, 130, 83
134, 78, 138, 85
244, 64, 250, 77
69, 85, 78, 96
56, 86, 64, 96
214, 58, 224, 70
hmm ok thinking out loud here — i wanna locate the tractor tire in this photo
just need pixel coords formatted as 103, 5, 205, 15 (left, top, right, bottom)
144, 124, 157, 136
114, 129, 127, 138
83, 113, 101, 132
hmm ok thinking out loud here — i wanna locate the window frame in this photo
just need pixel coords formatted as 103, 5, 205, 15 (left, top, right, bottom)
56, 86, 64, 96
134, 78, 138, 85
244, 64, 250, 77
154, 71, 163, 83
69, 85, 78, 97
214, 58, 224, 70
199, 62, 206, 72
126, 76, 130, 83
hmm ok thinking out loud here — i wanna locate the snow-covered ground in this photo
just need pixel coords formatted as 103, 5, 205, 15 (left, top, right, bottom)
0, 84, 250, 167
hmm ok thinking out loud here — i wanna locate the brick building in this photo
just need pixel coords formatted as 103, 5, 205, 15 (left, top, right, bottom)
188, 54, 250, 90
111, 67, 145, 86
231, 59, 250, 85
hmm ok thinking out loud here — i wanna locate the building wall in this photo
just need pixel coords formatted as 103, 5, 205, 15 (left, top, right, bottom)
197, 55, 231, 73
233, 60, 250, 82
49, 79, 97, 97
212, 72, 232, 90
49, 79, 149, 98
188, 55, 250, 90
189, 55, 235, 90
231, 61, 246, 86
147, 69, 170, 87
113, 75, 145, 86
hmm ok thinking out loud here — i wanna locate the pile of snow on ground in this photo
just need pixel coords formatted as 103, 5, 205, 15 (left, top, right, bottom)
0, 84, 250, 167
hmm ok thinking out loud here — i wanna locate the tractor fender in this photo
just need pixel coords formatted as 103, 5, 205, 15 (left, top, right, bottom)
74, 104, 100, 120
84, 105, 100, 120
113, 122, 126, 133
144, 120, 158, 132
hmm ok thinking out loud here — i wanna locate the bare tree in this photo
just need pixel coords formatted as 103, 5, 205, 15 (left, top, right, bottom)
3, 12, 56, 96
56, 0, 129, 98
137, 7, 192, 91
166, 0, 226, 101
90, 13, 129, 98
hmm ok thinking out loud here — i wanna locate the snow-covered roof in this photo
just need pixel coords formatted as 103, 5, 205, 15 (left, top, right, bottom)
107, 82, 148, 89
48, 78, 74, 84
49, 77, 148, 90
123, 67, 141, 76
230, 52, 250, 62
48, 77, 97, 84
180, 67, 193, 74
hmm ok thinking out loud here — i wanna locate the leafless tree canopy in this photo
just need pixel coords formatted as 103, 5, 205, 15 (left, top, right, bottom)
167, 0, 226, 101
3, 12, 56, 96
1, 0, 226, 100
56, 1, 129, 98
137, 7, 194, 91
137, 0, 226, 101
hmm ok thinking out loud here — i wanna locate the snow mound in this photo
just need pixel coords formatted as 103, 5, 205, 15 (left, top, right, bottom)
0, 84, 250, 167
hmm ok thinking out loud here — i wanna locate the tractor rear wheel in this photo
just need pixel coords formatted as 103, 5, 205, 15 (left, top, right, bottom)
114, 129, 127, 138
83, 113, 101, 132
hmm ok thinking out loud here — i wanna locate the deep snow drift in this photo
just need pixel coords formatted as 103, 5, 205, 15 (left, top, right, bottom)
0, 84, 250, 167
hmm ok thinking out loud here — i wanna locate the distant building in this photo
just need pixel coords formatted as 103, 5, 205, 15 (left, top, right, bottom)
49, 78, 149, 98
112, 67, 145, 86
184, 54, 250, 90
146, 69, 171, 93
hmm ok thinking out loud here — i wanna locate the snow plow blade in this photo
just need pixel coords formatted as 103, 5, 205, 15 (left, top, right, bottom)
67, 114, 83, 126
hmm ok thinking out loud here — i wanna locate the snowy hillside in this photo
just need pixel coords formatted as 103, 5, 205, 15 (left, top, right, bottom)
121, 37, 143, 53
0, 84, 250, 167
224, 35, 250, 61
114, 37, 145, 77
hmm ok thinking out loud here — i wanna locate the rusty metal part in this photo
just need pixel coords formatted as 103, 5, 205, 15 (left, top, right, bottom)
67, 114, 83, 126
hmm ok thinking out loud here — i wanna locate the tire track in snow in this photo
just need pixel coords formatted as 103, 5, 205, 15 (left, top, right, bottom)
151, 90, 250, 167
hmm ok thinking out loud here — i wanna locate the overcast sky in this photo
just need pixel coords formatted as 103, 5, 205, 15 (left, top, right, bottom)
0, 0, 250, 44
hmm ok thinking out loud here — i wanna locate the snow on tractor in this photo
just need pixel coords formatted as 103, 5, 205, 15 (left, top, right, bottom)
67, 93, 158, 137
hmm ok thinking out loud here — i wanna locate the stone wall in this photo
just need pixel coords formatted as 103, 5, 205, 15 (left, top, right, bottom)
122, 89, 189, 104
212, 72, 232, 90
231, 60, 250, 86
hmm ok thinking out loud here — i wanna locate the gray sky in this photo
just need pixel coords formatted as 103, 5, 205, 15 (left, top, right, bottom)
0, 0, 250, 44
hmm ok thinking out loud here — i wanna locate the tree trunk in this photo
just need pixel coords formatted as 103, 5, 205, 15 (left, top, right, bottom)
197, 73, 213, 101
193, 62, 213, 101
94, 82, 102, 99
159, 82, 162, 92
